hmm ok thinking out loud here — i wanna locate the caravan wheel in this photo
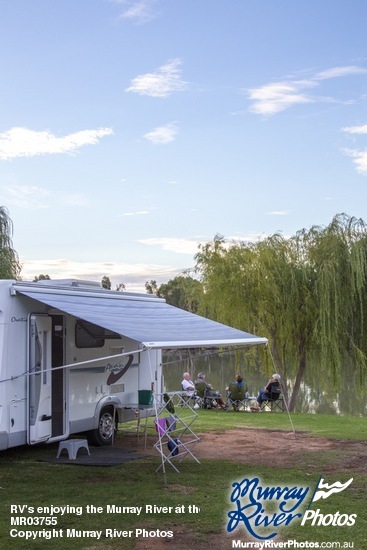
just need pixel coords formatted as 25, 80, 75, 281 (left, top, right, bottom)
88, 406, 116, 446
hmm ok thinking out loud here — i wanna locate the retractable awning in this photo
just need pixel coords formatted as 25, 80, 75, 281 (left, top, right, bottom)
14, 284, 267, 349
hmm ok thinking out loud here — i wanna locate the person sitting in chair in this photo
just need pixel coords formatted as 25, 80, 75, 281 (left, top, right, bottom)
226, 374, 248, 393
195, 372, 226, 409
181, 372, 196, 397
226, 374, 248, 411
257, 373, 281, 407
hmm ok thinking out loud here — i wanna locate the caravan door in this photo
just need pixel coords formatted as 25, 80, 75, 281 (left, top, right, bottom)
28, 314, 52, 444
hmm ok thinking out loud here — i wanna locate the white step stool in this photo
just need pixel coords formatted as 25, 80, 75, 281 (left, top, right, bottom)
56, 439, 90, 460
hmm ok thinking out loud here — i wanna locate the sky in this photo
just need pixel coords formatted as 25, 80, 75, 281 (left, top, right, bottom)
1, 0, 367, 292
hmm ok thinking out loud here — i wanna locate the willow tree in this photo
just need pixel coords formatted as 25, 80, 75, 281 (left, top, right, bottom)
194, 214, 367, 411
301, 214, 367, 392
0, 206, 21, 279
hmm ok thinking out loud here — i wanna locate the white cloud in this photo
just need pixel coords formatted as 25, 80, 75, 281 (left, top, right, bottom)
144, 122, 178, 144
0, 127, 113, 160
343, 148, 367, 174
248, 64, 367, 116
126, 59, 188, 97
1, 184, 91, 209
268, 210, 291, 216
114, 0, 159, 23
2, 185, 51, 209
343, 124, 367, 134
139, 234, 272, 254
121, 210, 149, 216
139, 237, 202, 255
342, 122, 367, 174
19, 258, 180, 292
248, 81, 314, 116
315, 65, 367, 80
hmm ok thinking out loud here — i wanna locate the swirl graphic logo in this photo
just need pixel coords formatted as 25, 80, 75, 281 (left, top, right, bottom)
106, 354, 134, 385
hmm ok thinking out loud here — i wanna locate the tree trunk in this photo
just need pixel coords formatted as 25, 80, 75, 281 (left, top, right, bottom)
270, 338, 307, 412
288, 341, 307, 412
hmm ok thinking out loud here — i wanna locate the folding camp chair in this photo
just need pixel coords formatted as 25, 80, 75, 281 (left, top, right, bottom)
260, 382, 284, 412
194, 381, 219, 409
181, 384, 198, 408
226, 383, 249, 411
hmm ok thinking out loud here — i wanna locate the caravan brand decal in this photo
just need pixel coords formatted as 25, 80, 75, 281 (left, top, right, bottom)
106, 354, 134, 385
227, 476, 355, 541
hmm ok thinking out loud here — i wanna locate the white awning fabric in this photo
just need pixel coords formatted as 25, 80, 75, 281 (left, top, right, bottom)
15, 284, 268, 349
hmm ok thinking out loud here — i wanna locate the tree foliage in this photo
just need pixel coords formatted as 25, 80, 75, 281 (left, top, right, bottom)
194, 214, 367, 410
102, 276, 125, 291
101, 276, 111, 290
115, 283, 125, 291
145, 280, 158, 295
0, 206, 21, 280
145, 275, 204, 312
33, 274, 51, 282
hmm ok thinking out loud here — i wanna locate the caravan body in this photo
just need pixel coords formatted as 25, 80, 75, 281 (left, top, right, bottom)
0, 279, 267, 451
0, 280, 162, 450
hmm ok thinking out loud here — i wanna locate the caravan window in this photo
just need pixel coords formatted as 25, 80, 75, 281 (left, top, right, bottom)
75, 320, 121, 348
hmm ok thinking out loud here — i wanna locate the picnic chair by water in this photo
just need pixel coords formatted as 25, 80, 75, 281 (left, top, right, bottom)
181, 384, 198, 408
226, 383, 249, 412
194, 381, 218, 409
260, 381, 284, 412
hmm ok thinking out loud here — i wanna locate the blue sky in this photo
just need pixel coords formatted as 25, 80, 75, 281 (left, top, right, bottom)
1, 0, 367, 291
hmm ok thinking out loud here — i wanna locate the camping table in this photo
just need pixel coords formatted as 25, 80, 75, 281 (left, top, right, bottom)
115, 404, 155, 439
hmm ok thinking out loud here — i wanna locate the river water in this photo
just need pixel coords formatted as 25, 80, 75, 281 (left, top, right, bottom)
161, 349, 366, 416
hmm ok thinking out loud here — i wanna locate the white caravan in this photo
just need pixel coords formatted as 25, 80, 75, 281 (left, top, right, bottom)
0, 279, 267, 451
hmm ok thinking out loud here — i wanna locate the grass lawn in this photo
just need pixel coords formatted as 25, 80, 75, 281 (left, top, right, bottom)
191, 408, 367, 440
0, 412, 365, 549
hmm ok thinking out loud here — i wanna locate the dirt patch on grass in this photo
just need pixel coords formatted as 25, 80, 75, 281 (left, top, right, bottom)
121, 427, 366, 474
193, 428, 367, 473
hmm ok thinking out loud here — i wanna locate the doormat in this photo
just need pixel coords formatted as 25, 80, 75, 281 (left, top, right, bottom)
38, 447, 148, 467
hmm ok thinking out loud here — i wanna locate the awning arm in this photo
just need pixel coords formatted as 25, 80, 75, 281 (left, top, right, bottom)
4, 348, 143, 384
